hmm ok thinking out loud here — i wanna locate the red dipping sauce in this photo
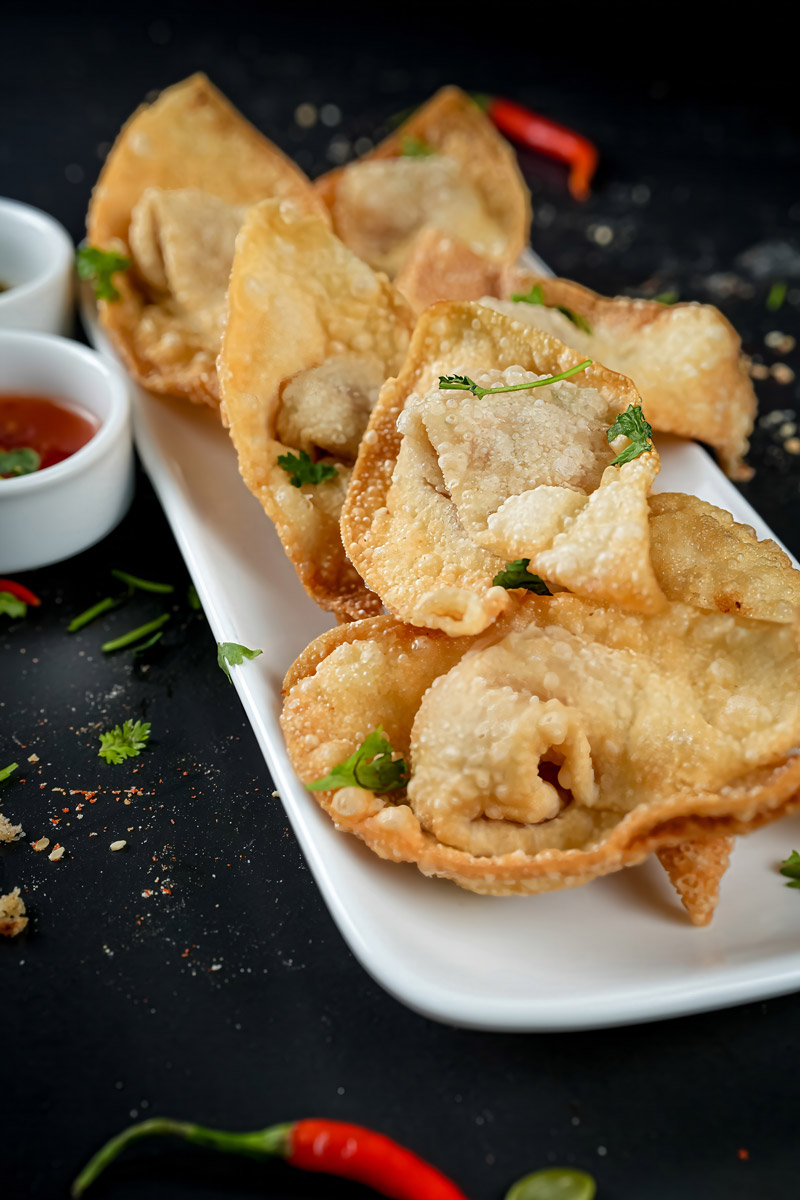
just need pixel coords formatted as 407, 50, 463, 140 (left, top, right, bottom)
0, 394, 99, 476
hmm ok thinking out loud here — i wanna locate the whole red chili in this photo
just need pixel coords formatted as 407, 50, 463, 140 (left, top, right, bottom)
478, 96, 599, 201
71, 1116, 470, 1199
0, 579, 41, 606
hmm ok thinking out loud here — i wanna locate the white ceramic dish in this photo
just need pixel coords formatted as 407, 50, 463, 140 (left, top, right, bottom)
0, 198, 75, 335
82, 271, 800, 1032
0, 331, 134, 572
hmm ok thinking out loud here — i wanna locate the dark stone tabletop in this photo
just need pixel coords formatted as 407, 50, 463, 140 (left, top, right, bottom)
2, 6, 799, 1197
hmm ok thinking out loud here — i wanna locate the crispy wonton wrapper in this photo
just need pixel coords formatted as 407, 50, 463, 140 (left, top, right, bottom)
219, 199, 414, 621
87, 73, 327, 407
315, 87, 530, 278
395, 232, 756, 479
342, 301, 663, 636
657, 837, 734, 926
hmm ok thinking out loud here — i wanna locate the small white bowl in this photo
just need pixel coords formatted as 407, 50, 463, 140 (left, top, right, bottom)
0, 198, 75, 335
0, 331, 134, 572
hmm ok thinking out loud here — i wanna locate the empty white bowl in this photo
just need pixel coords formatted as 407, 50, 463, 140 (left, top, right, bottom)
0, 331, 134, 572
0, 198, 75, 335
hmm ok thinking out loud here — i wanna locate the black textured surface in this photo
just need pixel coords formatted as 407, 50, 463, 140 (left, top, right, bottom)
2, 6, 800, 1198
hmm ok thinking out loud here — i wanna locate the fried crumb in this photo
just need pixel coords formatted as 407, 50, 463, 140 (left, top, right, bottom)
32, 837, 50, 852
0, 888, 28, 937
750, 361, 770, 380
772, 363, 796, 384
765, 331, 796, 355
0, 812, 25, 843
48, 844, 65, 862
27, 753, 39, 764
784, 437, 800, 454
110, 840, 127, 851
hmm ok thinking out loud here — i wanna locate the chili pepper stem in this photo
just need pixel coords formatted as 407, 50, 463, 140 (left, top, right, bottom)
71, 1118, 294, 1196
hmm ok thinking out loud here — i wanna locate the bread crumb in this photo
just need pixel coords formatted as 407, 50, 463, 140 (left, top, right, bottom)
27, 753, 39, 764
0, 812, 25, 843
772, 363, 796, 385
110, 840, 127, 851
0, 888, 28, 937
48, 844, 65, 862
32, 836, 50, 852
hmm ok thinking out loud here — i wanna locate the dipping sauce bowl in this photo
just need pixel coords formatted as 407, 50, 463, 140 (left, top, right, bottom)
0, 198, 74, 335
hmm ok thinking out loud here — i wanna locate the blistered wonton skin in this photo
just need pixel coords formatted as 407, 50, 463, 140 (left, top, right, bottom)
281, 596, 800, 899
87, 73, 327, 407
395, 229, 504, 313
341, 301, 663, 637
219, 199, 414, 622
315, 87, 530, 279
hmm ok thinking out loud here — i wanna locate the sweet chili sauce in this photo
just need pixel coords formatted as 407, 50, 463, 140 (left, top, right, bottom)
0, 395, 99, 475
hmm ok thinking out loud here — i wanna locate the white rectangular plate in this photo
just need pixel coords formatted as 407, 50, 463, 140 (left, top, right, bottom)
84, 278, 800, 1032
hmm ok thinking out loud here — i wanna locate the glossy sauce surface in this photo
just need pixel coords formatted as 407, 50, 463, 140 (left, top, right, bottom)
0, 394, 100, 473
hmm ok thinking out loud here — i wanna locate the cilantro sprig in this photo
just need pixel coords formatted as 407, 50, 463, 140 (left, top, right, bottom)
217, 641, 263, 682
98, 719, 151, 765
493, 560, 551, 594
76, 245, 130, 302
0, 447, 41, 477
277, 450, 339, 488
0, 592, 27, 619
607, 404, 654, 465
511, 283, 592, 334
400, 134, 435, 157
438, 360, 592, 400
779, 850, 800, 889
308, 727, 409, 793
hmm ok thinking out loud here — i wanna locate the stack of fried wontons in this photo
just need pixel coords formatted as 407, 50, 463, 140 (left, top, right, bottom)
89, 76, 800, 926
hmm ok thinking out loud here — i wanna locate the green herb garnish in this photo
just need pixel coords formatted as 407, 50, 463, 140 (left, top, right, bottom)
76, 245, 130, 302
110, 570, 174, 595
607, 404, 653, 465
779, 849, 800, 889
187, 584, 202, 612
0, 763, 19, 782
307, 726, 409, 793
277, 450, 339, 488
0, 592, 27, 619
133, 632, 163, 656
98, 719, 151, 765
511, 284, 592, 334
652, 290, 679, 305
68, 594, 129, 633
438, 360, 592, 400
400, 134, 435, 157
0, 447, 41, 477
767, 281, 787, 312
493, 560, 551, 593
217, 641, 263, 682
505, 1167, 596, 1200
101, 614, 170, 654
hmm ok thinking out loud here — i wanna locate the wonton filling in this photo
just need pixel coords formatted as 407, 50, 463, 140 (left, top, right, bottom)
276, 353, 386, 462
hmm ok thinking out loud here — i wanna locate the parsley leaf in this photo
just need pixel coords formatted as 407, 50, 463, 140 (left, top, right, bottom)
438, 360, 592, 400
511, 284, 592, 334
76, 245, 130, 302
400, 134, 434, 157
98, 719, 151, 765
779, 850, 800, 888
0, 763, 18, 782
0, 447, 41, 477
277, 450, 339, 488
0, 591, 27, 619
607, 404, 653, 465
217, 641, 263, 682
308, 726, 409, 793
652, 290, 679, 305
493, 560, 551, 593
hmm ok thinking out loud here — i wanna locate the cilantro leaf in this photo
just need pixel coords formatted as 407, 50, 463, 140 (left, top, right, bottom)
0, 763, 18, 782
652, 290, 679, 305
0, 447, 41, 477
493, 560, 551, 593
767, 281, 787, 313
98, 719, 151, 765
277, 450, 339, 488
779, 850, 800, 888
439, 360, 592, 400
400, 134, 434, 157
511, 285, 592, 334
607, 404, 653, 465
76, 245, 130, 302
217, 641, 263, 682
0, 591, 27, 619
308, 726, 409, 793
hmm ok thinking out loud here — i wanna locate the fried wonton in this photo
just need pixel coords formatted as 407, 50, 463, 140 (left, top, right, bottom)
395, 229, 504, 313
218, 199, 414, 621
87, 73, 327, 406
657, 836, 734, 926
315, 87, 530, 279
341, 301, 663, 636
281, 595, 800, 900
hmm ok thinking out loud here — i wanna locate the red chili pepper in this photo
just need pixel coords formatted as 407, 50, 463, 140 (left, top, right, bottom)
483, 96, 598, 201
71, 1116, 470, 1199
0, 579, 41, 606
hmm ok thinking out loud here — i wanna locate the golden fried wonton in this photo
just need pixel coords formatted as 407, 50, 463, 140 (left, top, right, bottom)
341, 301, 664, 636
315, 87, 531, 279
87, 73, 327, 406
218, 199, 414, 621
281, 593, 800, 899
657, 836, 734, 926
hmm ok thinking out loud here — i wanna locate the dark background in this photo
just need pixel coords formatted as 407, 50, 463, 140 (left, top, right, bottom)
2, 6, 800, 1198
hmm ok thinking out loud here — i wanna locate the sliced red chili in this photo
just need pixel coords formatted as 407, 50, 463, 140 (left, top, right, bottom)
485, 97, 598, 201
0, 579, 41, 606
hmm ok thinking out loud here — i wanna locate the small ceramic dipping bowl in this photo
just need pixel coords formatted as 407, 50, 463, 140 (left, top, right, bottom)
0, 331, 134, 572
0, 198, 74, 335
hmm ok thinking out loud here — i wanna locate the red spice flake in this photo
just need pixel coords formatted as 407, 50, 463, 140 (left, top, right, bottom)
142, 889, 153, 898
181, 948, 189, 958
50, 817, 61, 825
161, 887, 172, 895
738, 1149, 750, 1162
61, 807, 70, 813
